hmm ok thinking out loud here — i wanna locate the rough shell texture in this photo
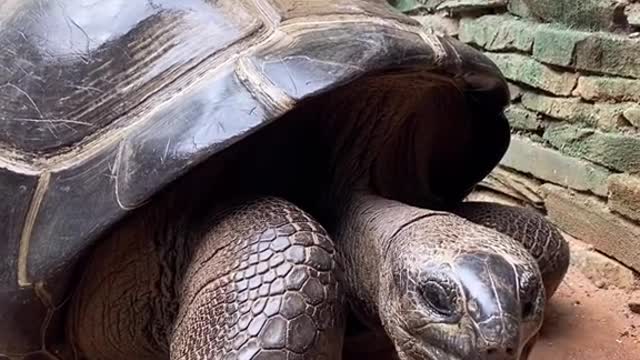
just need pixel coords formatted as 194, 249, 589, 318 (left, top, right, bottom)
0, 0, 508, 355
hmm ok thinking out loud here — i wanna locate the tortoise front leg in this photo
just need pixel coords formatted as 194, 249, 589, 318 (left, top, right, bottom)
170, 198, 345, 360
453, 202, 570, 298
69, 198, 345, 360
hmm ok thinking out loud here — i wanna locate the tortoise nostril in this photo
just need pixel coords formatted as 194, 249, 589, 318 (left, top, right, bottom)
522, 300, 535, 318
484, 346, 517, 359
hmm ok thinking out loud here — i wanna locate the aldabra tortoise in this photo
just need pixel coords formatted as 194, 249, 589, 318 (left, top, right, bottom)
0, 0, 569, 359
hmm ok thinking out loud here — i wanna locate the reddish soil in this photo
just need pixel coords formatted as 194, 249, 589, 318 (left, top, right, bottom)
530, 267, 640, 360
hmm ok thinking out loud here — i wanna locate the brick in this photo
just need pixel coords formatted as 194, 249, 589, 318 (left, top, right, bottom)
479, 166, 544, 206
507, 82, 524, 101
522, 93, 590, 123
575, 76, 640, 103
568, 234, 638, 290
459, 15, 534, 52
507, 0, 532, 18
574, 33, 640, 79
608, 174, 640, 222
412, 14, 460, 36
521, 0, 626, 32
590, 103, 632, 130
521, 92, 628, 129
544, 125, 640, 173
504, 105, 541, 131
532, 25, 590, 67
626, 3, 640, 27
623, 105, 640, 128
542, 184, 640, 273
485, 53, 578, 95
525, 24, 640, 79
500, 135, 610, 196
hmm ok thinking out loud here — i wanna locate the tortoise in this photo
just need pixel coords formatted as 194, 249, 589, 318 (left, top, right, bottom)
0, 0, 570, 359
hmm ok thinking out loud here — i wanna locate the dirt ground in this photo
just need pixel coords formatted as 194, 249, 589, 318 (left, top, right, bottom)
530, 266, 640, 360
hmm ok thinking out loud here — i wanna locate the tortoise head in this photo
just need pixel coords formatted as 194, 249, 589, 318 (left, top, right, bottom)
378, 214, 544, 360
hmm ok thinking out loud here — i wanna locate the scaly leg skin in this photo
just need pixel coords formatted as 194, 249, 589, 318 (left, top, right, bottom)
453, 202, 570, 298
69, 197, 345, 360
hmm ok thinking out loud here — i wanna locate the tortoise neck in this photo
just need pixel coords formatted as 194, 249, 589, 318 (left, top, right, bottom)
334, 191, 438, 325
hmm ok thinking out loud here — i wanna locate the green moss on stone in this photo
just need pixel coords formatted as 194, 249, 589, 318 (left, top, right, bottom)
459, 15, 535, 52
521, 92, 629, 129
486, 53, 578, 95
574, 34, 640, 79
544, 125, 640, 173
504, 105, 541, 131
532, 25, 590, 67
519, 0, 625, 32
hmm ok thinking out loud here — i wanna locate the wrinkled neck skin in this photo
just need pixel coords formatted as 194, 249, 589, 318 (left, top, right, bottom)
334, 192, 443, 323
316, 70, 471, 322
314, 70, 466, 297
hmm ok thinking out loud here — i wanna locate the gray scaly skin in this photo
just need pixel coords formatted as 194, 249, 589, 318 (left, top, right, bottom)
68, 72, 569, 359
69, 192, 566, 360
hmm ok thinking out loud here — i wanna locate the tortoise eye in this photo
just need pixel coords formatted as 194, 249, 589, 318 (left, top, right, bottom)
419, 280, 458, 316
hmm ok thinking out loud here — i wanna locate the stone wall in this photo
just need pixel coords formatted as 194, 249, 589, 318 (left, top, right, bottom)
392, 0, 640, 274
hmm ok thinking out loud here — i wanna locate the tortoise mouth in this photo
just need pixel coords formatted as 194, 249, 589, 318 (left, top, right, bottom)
281, 66, 511, 210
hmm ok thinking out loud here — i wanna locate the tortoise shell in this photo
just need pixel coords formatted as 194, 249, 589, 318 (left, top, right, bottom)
0, 0, 509, 356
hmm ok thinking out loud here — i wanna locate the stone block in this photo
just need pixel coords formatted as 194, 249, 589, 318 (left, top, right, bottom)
575, 76, 640, 103
542, 184, 640, 273
412, 14, 460, 36
568, 234, 638, 290
504, 104, 541, 131
532, 25, 590, 67
459, 15, 534, 52
500, 135, 610, 196
485, 53, 578, 95
591, 103, 632, 130
608, 174, 640, 222
521, 92, 629, 129
507, 0, 532, 18
479, 166, 544, 206
626, 3, 640, 27
522, 93, 590, 123
544, 125, 640, 173
623, 105, 640, 128
508, 82, 524, 101
522, 23, 640, 79
573, 33, 640, 79
517, 0, 627, 32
